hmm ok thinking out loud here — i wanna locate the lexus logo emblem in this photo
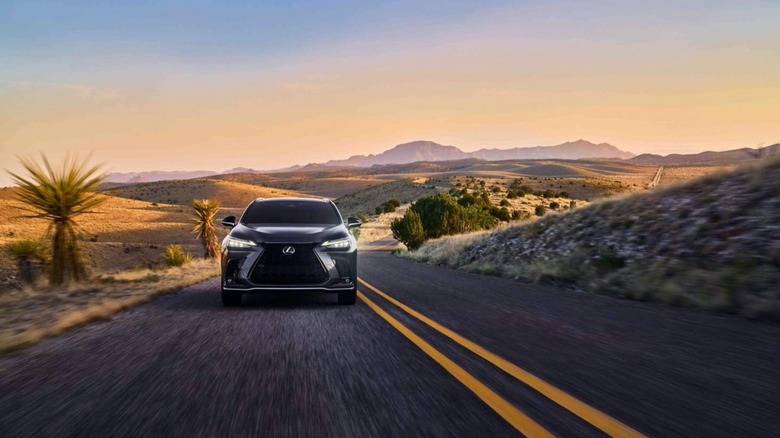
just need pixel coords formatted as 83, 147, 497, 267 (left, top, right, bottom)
282, 246, 296, 255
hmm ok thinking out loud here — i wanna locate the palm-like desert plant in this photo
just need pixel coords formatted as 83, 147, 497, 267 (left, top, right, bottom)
7, 155, 106, 285
192, 198, 220, 258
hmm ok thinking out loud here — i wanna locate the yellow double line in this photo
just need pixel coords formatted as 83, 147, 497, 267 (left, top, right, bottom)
358, 278, 645, 438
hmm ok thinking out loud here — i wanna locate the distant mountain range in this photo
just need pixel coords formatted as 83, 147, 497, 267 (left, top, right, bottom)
103, 139, 779, 184
628, 143, 780, 166
319, 139, 634, 167
104, 139, 634, 183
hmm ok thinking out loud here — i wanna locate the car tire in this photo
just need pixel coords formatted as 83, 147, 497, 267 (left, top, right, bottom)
338, 288, 357, 305
222, 288, 242, 307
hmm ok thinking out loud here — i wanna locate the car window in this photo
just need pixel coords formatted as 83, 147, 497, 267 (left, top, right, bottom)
241, 200, 341, 225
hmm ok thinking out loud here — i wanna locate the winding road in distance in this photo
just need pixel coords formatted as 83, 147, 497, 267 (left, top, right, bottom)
1, 247, 779, 437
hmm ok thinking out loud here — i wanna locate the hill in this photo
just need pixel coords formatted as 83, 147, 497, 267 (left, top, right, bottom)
104, 179, 305, 208
405, 157, 780, 319
628, 143, 780, 166
104, 170, 218, 183
323, 141, 471, 167
334, 179, 447, 217
472, 139, 634, 160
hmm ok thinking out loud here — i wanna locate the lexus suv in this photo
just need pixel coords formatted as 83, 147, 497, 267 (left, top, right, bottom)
219, 197, 361, 306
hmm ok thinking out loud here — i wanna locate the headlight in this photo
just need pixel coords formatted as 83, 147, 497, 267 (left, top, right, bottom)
322, 237, 350, 249
224, 237, 257, 249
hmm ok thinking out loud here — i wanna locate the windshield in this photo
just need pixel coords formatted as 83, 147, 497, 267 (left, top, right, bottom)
241, 200, 342, 225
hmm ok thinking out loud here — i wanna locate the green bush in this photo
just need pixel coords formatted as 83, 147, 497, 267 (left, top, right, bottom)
412, 194, 495, 239
375, 206, 383, 215
391, 210, 426, 250
163, 244, 193, 267
499, 199, 510, 207
490, 206, 512, 221
550, 201, 560, 210
535, 205, 547, 216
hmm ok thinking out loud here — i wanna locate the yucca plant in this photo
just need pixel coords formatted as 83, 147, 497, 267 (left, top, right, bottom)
7, 155, 105, 285
163, 244, 193, 267
192, 198, 220, 258
7, 239, 48, 285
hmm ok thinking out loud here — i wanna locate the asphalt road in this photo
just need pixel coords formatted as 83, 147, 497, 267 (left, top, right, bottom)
1, 250, 779, 437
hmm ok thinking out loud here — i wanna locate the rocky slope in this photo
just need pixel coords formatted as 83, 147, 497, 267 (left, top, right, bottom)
405, 158, 780, 319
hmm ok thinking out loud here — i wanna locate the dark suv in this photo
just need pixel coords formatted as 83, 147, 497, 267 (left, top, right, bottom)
219, 198, 361, 306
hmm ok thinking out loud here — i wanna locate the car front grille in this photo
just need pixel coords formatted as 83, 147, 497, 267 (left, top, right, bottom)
249, 243, 329, 285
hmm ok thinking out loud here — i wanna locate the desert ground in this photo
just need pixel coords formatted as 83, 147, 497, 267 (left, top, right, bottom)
2, 158, 733, 290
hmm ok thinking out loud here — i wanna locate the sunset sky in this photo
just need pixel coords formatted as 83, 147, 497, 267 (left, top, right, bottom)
2, 0, 779, 185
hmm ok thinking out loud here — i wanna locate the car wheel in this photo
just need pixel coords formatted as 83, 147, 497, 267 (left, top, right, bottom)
338, 288, 357, 305
222, 288, 243, 307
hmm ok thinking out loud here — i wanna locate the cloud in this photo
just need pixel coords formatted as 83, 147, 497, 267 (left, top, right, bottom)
10, 81, 123, 102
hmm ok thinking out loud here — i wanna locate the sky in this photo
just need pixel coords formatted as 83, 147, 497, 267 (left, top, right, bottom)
1, 0, 779, 185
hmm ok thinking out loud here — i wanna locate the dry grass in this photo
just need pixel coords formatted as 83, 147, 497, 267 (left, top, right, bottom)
400, 230, 490, 266
0, 258, 218, 355
335, 178, 447, 217
0, 192, 232, 290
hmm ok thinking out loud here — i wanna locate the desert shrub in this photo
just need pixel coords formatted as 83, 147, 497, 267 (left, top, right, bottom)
569, 200, 577, 209
491, 186, 501, 193
550, 201, 560, 210
375, 206, 383, 215
7, 240, 48, 285
490, 206, 512, 222
506, 191, 517, 199
409, 193, 496, 240
535, 205, 547, 216
511, 210, 531, 221
163, 244, 193, 267
500, 199, 510, 207
559, 191, 570, 198
391, 209, 426, 250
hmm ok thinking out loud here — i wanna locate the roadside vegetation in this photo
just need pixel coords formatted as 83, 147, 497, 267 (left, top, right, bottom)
0, 155, 221, 354
403, 158, 780, 320
8, 155, 107, 285
191, 198, 221, 258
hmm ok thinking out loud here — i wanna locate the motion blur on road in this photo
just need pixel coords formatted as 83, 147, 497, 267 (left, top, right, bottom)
2, 249, 778, 437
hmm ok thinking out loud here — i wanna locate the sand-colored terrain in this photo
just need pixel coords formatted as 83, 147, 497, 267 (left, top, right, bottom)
104, 178, 306, 207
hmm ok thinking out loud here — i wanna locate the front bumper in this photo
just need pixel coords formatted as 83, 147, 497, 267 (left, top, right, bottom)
221, 243, 357, 292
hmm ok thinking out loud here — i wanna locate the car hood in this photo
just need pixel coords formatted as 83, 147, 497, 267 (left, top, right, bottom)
230, 223, 348, 244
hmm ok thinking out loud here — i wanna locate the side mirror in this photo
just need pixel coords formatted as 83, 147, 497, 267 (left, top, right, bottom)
221, 215, 236, 228
347, 216, 362, 228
